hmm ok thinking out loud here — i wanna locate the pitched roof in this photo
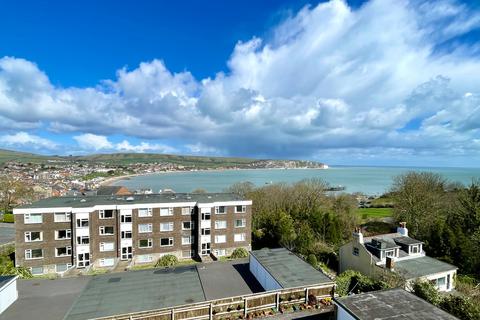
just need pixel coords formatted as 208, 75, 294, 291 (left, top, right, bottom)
334, 288, 459, 320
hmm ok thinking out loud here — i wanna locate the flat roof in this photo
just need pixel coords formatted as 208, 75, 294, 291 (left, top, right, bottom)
334, 288, 458, 319
250, 248, 333, 288
395, 256, 457, 279
65, 266, 206, 320
394, 236, 423, 246
0, 275, 16, 289
17, 193, 246, 209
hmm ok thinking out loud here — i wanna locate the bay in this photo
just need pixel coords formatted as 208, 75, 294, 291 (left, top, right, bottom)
112, 166, 480, 196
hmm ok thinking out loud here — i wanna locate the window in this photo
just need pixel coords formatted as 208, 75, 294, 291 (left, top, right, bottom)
215, 220, 227, 229
100, 242, 115, 252
138, 223, 153, 233
386, 250, 395, 257
76, 218, 89, 227
139, 239, 153, 248
31, 266, 44, 275
25, 231, 43, 242
56, 264, 71, 273
99, 226, 114, 235
54, 212, 71, 222
215, 235, 226, 243
215, 249, 226, 257
121, 231, 132, 239
353, 247, 359, 256
160, 237, 174, 246
182, 221, 194, 230
55, 229, 71, 240
182, 207, 193, 215
25, 248, 43, 259
411, 245, 419, 254
99, 258, 115, 267
202, 212, 211, 220
182, 250, 194, 258
24, 213, 42, 224
137, 254, 153, 263
235, 205, 246, 213
76, 236, 90, 245
182, 236, 193, 245
201, 228, 211, 235
160, 222, 174, 232
235, 219, 246, 228
99, 209, 114, 219
215, 206, 226, 214
120, 214, 132, 223
160, 207, 173, 216
138, 208, 152, 217
56, 246, 72, 257
234, 233, 246, 242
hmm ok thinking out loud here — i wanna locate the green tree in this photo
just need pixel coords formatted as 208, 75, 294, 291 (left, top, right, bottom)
439, 295, 480, 320
230, 248, 249, 259
0, 176, 34, 214
412, 280, 442, 305
155, 254, 178, 267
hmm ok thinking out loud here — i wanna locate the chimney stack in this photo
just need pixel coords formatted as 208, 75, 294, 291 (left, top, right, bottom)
386, 256, 395, 270
397, 222, 408, 237
353, 227, 364, 244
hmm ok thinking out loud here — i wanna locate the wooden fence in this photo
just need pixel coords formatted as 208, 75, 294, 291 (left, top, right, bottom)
92, 283, 334, 320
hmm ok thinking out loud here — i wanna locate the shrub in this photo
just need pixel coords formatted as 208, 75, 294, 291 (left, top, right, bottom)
230, 248, 249, 259
1, 213, 14, 223
306, 254, 318, 267
336, 270, 390, 296
412, 280, 441, 306
439, 295, 480, 320
155, 254, 178, 267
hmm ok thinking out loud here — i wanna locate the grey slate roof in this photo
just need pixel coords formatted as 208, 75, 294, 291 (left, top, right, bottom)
250, 248, 333, 288
95, 186, 127, 196
65, 266, 206, 320
0, 275, 16, 289
394, 236, 423, 246
17, 193, 245, 209
334, 288, 458, 320
395, 256, 457, 279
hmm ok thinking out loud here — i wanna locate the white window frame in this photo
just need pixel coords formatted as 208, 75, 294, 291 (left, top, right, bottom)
202, 212, 211, 220
182, 236, 193, 245
215, 249, 226, 257
201, 228, 211, 235
100, 242, 115, 252
137, 254, 154, 263
215, 220, 227, 229
99, 258, 115, 267
235, 218, 246, 228
235, 205, 246, 213
160, 207, 173, 216
182, 250, 194, 258
182, 221, 194, 230
181, 207, 193, 215
215, 234, 226, 244
121, 231, 132, 239
99, 209, 114, 219
160, 237, 174, 247
215, 206, 226, 214
76, 236, 90, 245
55, 229, 72, 240
55, 246, 72, 257
138, 238, 153, 248
54, 212, 71, 222
55, 263, 72, 273
138, 223, 153, 233
99, 226, 115, 235
30, 266, 44, 275
76, 218, 89, 228
138, 208, 153, 217
234, 233, 246, 242
25, 231, 43, 242
25, 248, 43, 260
24, 213, 42, 224
160, 222, 174, 232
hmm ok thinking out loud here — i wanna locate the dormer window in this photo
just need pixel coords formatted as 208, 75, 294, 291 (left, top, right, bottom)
385, 250, 395, 257
410, 244, 422, 254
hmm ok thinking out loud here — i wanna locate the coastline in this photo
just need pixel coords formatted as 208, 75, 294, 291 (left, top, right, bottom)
100, 167, 329, 187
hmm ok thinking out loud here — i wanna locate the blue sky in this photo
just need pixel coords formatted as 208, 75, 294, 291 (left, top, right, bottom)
0, 0, 480, 167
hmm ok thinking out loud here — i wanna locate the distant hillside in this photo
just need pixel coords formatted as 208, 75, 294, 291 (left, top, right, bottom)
0, 149, 325, 169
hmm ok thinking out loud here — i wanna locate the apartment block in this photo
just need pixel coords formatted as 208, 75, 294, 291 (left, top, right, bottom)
13, 193, 252, 275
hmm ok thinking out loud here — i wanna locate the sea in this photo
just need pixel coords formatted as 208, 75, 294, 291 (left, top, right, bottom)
111, 166, 480, 196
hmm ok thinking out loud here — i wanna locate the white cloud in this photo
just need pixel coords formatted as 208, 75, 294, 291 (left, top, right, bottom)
1, 0, 480, 164
0, 132, 58, 150
73, 134, 113, 151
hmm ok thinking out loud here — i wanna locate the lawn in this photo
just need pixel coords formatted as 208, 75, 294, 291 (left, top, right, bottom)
356, 207, 393, 220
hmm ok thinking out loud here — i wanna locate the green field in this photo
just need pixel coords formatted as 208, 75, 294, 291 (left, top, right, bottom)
356, 207, 393, 220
